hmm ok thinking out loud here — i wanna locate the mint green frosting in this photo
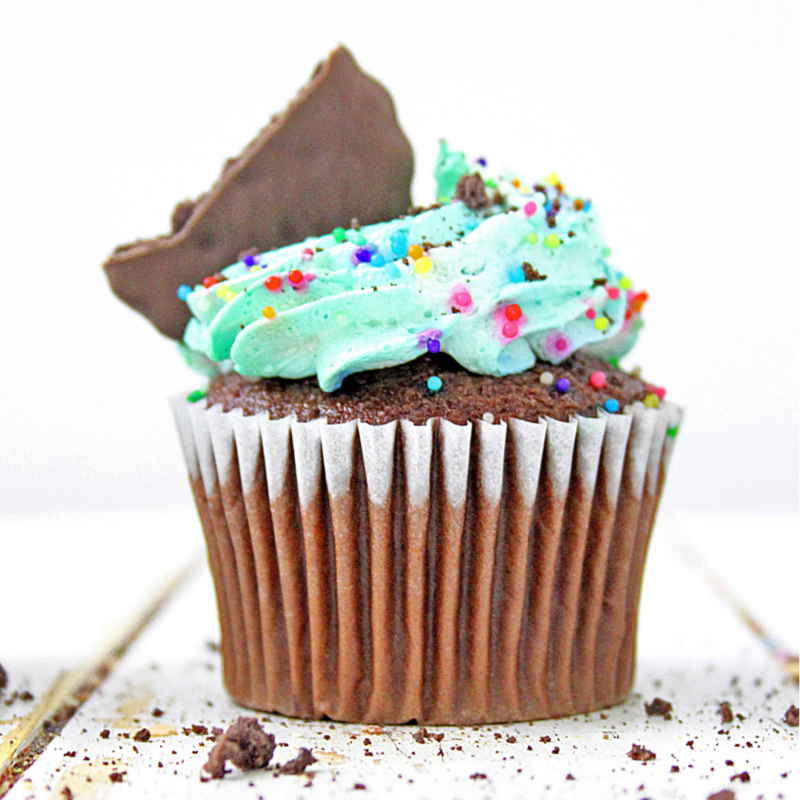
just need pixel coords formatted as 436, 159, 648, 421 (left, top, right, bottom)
180, 144, 645, 391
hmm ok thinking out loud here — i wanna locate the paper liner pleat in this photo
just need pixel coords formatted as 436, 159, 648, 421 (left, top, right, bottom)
175, 398, 679, 724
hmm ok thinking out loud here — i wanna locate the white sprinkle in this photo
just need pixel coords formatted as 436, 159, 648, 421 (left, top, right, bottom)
482, 412, 495, 424
540, 371, 554, 385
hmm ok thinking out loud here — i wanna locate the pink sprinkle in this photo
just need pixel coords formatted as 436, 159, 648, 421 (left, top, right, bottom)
502, 321, 519, 339
646, 384, 667, 400
586, 308, 596, 320
524, 201, 537, 216
607, 286, 620, 300
456, 291, 472, 307
555, 337, 568, 351
301, 248, 314, 262
590, 371, 606, 389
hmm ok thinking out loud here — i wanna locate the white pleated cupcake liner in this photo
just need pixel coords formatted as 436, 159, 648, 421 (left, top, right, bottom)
173, 396, 680, 724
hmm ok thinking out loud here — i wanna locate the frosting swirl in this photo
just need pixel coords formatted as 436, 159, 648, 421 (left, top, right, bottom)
180, 143, 646, 391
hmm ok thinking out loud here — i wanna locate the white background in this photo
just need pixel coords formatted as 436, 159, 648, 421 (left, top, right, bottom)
1, 0, 797, 518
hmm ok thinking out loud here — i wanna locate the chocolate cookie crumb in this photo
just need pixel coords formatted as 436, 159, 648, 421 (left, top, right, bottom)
152, 708, 164, 718
522, 262, 547, 282
99, 730, 110, 739
133, 728, 151, 743
718, 702, 734, 724
552, 746, 560, 754
412, 728, 427, 744
203, 717, 276, 779
192, 725, 209, 736
453, 173, 491, 210
61, 788, 73, 799
707, 791, 735, 800
0, 663, 6, 693
644, 697, 673, 719
64, 751, 76, 758
278, 748, 316, 775
566, 773, 575, 780
540, 735, 551, 743
470, 773, 488, 780
109, 772, 125, 783
354, 784, 367, 791
627, 744, 656, 762
784, 704, 799, 727
730, 771, 750, 783
671, 765, 680, 773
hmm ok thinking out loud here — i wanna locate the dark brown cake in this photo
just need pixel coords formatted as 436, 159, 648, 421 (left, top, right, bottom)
205, 352, 648, 425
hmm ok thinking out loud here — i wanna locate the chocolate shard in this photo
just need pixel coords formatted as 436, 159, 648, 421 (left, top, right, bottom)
104, 45, 414, 340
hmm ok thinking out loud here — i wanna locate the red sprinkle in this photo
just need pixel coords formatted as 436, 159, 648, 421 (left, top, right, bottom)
607, 286, 620, 300
555, 337, 568, 352
645, 384, 667, 400
505, 304, 522, 321
590, 371, 606, 389
586, 308, 596, 320
287, 270, 304, 285
265, 275, 282, 291
202, 275, 221, 288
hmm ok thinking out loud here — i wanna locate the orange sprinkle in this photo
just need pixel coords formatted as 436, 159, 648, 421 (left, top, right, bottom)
408, 244, 424, 260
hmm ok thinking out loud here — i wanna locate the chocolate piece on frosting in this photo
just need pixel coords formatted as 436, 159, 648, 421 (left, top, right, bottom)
104, 46, 414, 340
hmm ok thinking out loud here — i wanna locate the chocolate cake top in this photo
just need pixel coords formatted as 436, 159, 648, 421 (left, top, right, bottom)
104, 46, 414, 340
204, 351, 653, 426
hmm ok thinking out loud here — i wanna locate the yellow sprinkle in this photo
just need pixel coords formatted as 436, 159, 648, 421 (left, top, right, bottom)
544, 233, 560, 249
594, 317, 609, 331
249, 264, 262, 273
415, 256, 433, 274
224, 290, 236, 302
262, 306, 276, 319
216, 285, 228, 298
644, 393, 659, 408
408, 244, 424, 260
619, 277, 632, 290
526, 233, 539, 245
520, 185, 531, 194
545, 172, 561, 186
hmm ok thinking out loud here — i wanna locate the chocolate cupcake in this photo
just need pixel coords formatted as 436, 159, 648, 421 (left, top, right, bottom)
107, 47, 680, 724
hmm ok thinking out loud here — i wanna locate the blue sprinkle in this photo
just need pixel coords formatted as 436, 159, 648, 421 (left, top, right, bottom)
544, 200, 554, 213
370, 253, 386, 267
555, 377, 570, 393
177, 284, 192, 301
509, 266, 526, 283
584, 200, 592, 212
465, 219, 479, 231
243, 254, 258, 267
604, 398, 620, 413
390, 231, 408, 257
355, 247, 371, 263
427, 376, 443, 392
477, 157, 487, 167
385, 263, 401, 278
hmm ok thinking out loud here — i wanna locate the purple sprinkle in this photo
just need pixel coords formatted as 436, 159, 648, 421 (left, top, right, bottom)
243, 254, 258, 267
555, 377, 570, 393
427, 338, 441, 354
355, 247, 372, 263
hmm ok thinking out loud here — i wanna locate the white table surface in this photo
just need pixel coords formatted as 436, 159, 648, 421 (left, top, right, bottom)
1, 507, 797, 799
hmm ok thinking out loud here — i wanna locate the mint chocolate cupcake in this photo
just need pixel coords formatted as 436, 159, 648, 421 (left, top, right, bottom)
107, 47, 680, 724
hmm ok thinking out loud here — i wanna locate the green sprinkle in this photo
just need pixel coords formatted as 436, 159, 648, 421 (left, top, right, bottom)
608, 356, 620, 369
332, 227, 347, 242
544, 233, 560, 249
667, 425, 680, 439
601, 246, 612, 258
187, 389, 206, 403
526, 232, 539, 245
346, 230, 366, 245
485, 178, 497, 188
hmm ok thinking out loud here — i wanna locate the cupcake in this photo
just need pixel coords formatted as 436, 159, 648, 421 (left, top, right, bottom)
106, 47, 680, 724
